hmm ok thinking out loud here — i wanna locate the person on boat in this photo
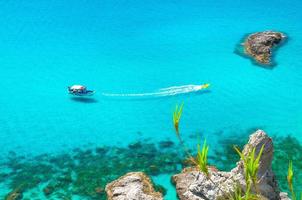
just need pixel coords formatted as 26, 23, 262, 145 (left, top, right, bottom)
68, 85, 95, 96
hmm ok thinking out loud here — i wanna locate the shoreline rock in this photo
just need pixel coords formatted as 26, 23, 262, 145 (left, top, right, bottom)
106, 130, 291, 200
244, 31, 285, 65
105, 172, 163, 200
172, 130, 290, 200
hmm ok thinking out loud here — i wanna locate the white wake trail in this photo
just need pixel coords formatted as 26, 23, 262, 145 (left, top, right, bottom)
102, 85, 205, 97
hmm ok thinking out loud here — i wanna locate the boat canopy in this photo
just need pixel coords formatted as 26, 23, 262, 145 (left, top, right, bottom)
70, 85, 86, 90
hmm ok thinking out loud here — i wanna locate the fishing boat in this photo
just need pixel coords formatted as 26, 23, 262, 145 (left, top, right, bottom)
68, 85, 95, 96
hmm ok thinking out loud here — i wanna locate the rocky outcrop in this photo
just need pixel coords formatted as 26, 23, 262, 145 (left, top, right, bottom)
172, 130, 290, 200
244, 31, 285, 65
105, 172, 163, 200
172, 167, 236, 200
5, 189, 23, 200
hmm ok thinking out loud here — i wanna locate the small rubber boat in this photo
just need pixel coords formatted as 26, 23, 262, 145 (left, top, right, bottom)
68, 85, 95, 96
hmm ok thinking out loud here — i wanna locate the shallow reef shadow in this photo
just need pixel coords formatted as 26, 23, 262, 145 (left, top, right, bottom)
70, 97, 98, 103
1, 138, 183, 199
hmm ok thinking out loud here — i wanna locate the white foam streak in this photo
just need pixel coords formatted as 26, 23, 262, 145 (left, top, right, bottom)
102, 85, 203, 97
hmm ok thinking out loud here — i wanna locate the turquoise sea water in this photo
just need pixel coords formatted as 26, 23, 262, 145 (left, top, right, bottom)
1, 0, 302, 199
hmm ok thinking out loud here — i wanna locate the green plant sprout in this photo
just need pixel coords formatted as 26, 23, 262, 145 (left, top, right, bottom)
234, 144, 264, 193
172, 103, 225, 195
197, 139, 209, 176
229, 185, 245, 200
229, 183, 256, 200
232, 186, 243, 200
173, 102, 184, 138
287, 160, 296, 200
172, 103, 196, 164
172, 103, 271, 200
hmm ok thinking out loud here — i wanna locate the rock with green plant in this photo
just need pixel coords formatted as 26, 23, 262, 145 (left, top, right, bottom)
172, 130, 290, 200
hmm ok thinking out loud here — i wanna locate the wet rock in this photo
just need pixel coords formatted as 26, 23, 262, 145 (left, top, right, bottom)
5, 189, 23, 200
173, 130, 286, 200
244, 31, 285, 65
106, 172, 163, 200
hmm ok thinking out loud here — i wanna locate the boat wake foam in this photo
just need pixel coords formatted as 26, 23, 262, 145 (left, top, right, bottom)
102, 84, 206, 97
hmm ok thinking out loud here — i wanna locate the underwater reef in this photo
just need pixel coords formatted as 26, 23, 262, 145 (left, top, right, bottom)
1, 129, 301, 199
0, 139, 182, 200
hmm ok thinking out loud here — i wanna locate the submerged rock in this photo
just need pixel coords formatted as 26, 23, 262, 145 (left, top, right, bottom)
172, 130, 290, 200
244, 31, 285, 65
159, 140, 174, 148
5, 189, 23, 200
43, 185, 54, 196
105, 172, 163, 200
95, 187, 105, 195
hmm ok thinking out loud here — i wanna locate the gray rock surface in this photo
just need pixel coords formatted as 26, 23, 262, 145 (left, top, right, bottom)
172, 130, 290, 200
244, 31, 285, 64
280, 192, 291, 200
105, 172, 163, 200
172, 167, 236, 200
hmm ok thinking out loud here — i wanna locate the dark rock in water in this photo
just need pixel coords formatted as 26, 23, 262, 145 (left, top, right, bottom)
159, 140, 174, 148
43, 185, 54, 196
0, 172, 9, 182
172, 130, 290, 200
5, 189, 23, 200
95, 187, 105, 195
244, 31, 285, 65
105, 172, 163, 200
95, 147, 108, 155
149, 165, 160, 175
128, 141, 143, 149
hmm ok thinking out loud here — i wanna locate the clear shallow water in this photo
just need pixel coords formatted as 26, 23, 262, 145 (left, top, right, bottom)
0, 0, 302, 199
